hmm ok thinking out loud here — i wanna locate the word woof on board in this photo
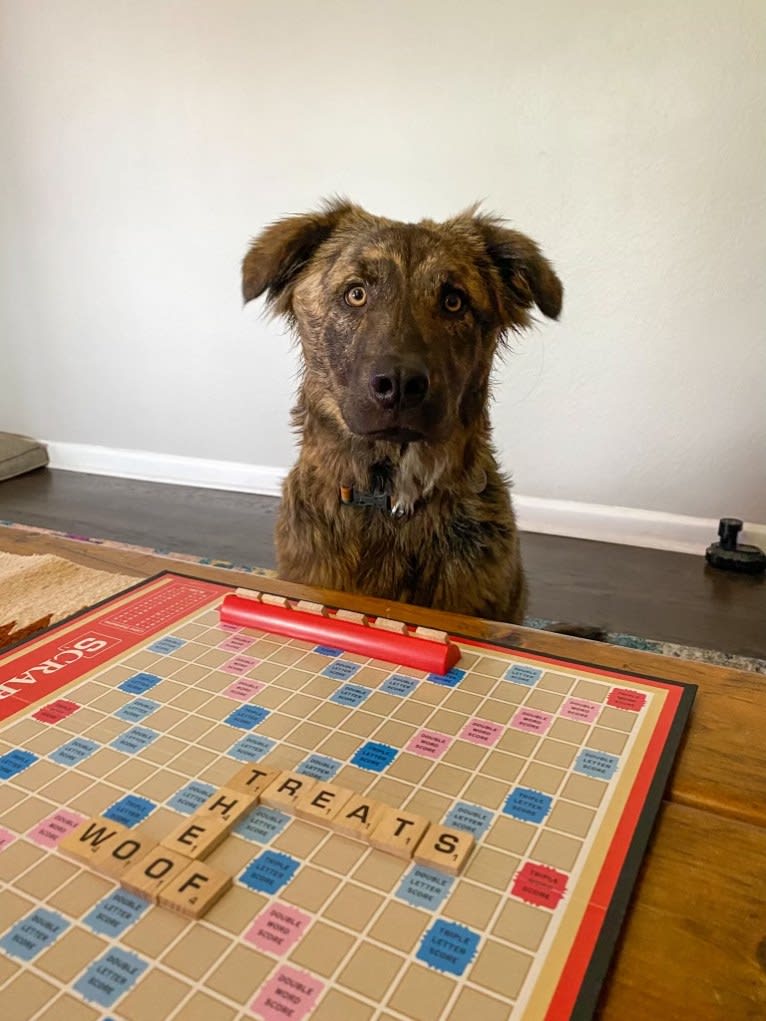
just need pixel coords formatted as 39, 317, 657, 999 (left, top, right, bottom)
58, 760, 476, 921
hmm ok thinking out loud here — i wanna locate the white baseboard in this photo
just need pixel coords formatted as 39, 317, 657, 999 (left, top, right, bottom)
45, 441, 765, 556
44, 442, 288, 497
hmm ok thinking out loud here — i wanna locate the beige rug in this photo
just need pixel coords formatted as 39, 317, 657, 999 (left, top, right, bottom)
0, 552, 137, 651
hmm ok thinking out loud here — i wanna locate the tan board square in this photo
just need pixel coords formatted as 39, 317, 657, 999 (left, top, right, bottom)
289, 919, 356, 977
38, 928, 107, 983
3, 973, 60, 1021
461, 775, 509, 809
311, 989, 374, 1021
478, 699, 518, 725
302, 676, 342, 699
106, 758, 157, 789
145, 706, 186, 731
388, 962, 456, 1021
524, 688, 565, 713
470, 938, 533, 1000
520, 761, 567, 795
532, 829, 583, 871
538, 671, 575, 694
0, 954, 18, 984
323, 882, 383, 931
309, 703, 348, 728
250, 660, 287, 683
273, 819, 328, 858
458, 673, 496, 697
571, 678, 610, 702
287, 721, 333, 750
486, 815, 536, 855
353, 849, 409, 892
591, 724, 631, 752
36, 994, 100, 1021
443, 881, 500, 928
282, 865, 340, 913
561, 772, 608, 808
547, 717, 589, 744
258, 714, 301, 740
411, 682, 449, 706
392, 700, 434, 726
11, 758, 61, 791
473, 655, 508, 678
311, 834, 368, 874
282, 692, 324, 719
342, 711, 382, 738
403, 789, 452, 821
427, 709, 468, 736
352, 665, 388, 687
535, 738, 578, 768
361, 691, 400, 717
170, 687, 215, 712
137, 770, 188, 802
442, 740, 487, 770
16, 855, 79, 900
387, 752, 433, 785
172, 662, 214, 685
204, 887, 268, 935
373, 720, 417, 746
493, 897, 552, 951
497, 728, 539, 756
40, 771, 96, 806
207, 944, 276, 1003
450, 986, 514, 1021
120, 969, 191, 1021
598, 704, 638, 732
0, 784, 24, 812
170, 991, 237, 1021
546, 800, 597, 838
465, 846, 521, 890
121, 905, 190, 957
338, 942, 404, 999
442, 690, 483, 714
481, 750, 525, 783
207, 834, 258, 875
422, 763, 471, 796
0, 888, 35, 927
317, 731, 361, 760
48, 870, 112, 915
1, 794, 57, 831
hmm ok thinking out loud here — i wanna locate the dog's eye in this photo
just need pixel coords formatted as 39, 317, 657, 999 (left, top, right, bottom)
443, 291, 464, 314
345, 285, 367, 308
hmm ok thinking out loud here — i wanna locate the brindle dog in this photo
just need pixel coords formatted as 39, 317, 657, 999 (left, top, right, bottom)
242, 199, 562, 623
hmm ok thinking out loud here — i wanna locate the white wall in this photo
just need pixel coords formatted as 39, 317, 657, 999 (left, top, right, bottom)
1, 0, 764, 524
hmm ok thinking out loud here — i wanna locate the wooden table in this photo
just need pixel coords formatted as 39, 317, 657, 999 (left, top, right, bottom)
2, 526, 765, 1020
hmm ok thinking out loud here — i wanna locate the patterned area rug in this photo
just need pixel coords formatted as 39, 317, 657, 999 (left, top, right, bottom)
1, 520, 764, 674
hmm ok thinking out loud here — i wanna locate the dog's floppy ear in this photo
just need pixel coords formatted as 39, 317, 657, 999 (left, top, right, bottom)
473, 214, 563, 324
242, 199, 353, 314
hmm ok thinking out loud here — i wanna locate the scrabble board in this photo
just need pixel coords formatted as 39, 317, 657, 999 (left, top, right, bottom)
0, 573, 695, 1021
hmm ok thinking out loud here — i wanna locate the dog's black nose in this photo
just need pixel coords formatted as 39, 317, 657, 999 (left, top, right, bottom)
370, 365, 430, 411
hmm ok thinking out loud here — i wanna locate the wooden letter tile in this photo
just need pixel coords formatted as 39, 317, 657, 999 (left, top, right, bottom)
161, 816, 229, 860
121, 848, 192, 901
260, 770, 316, 812
369, 808, 430, 859
412, 823, 475, 875
225, 764, 281, 797
92, 826, 158, 879
294, 783, 354, 823
331, 795, 385, 840
57, 817, 127, 864
158, 861, 232, 919
195, 787, 257, 828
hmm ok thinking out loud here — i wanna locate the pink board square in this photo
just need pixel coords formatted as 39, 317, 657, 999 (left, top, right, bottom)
251, 965, 323, 1021
607, 688, 647, 712
406, 729, 452, 759
245, 902, 312, 956
510, 707, 553, 735
223, 655, 260, 675
0, 827, 15, 852
459, 717, 503, 746
28, 809, 85, 848
219, 633, 255, 653
32, 699, 80, 724
560, 698, 600, 723
224, 679, 266, 701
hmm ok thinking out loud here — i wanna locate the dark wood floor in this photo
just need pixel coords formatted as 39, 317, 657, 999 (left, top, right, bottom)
1, 469, 763, 659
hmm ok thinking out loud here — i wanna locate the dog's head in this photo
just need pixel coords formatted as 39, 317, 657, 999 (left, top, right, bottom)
243, 199, 562, 445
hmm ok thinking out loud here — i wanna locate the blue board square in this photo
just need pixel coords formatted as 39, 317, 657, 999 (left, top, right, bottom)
234, 806, 290, 844
0, 750, 37, 780
416, 920, 480, 976
350, 741, 398, 772
167, 781, 216, 815
83, 890, 149, 938
110, 727, 158, 754
503, 787, 553, 823
228, 734, 276, 761
295, 755, 341, 781
0, 908, 69, 961
103, 795, 156, 828
330, 684, 370, 708
147, 636, 185, 654
427, 667, 466, 688
49, 738, 98, 767
118, 673, 161, 695
322, 660, 361, 681
380, 674, 419, 697
224, 705, 270, 729
114, 698, 159, 723
314, 645, 343, 657
575, 748, 619, 780
397, 866, 454, 910
240, 851, 300, 894
504, 664, 543, 686
74, 948, 148, 1008
443, 802, 494, 838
